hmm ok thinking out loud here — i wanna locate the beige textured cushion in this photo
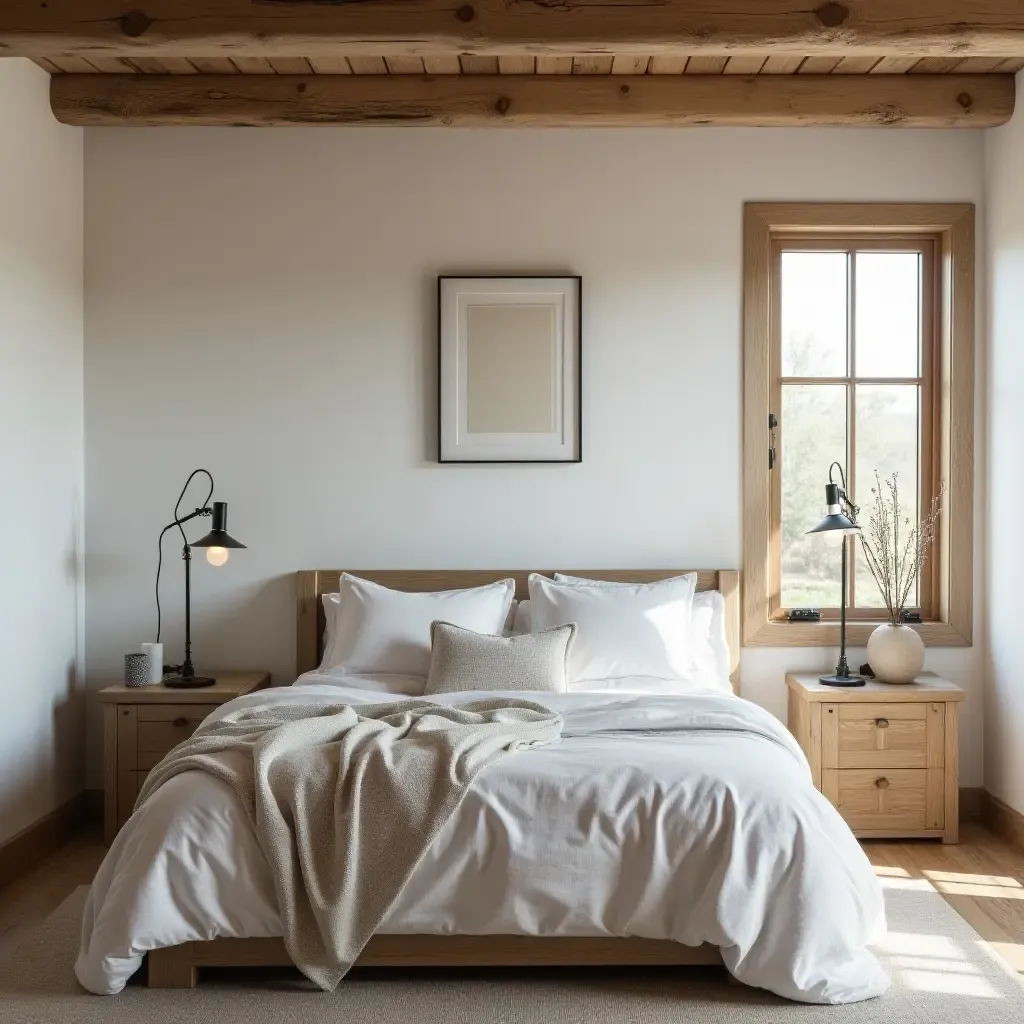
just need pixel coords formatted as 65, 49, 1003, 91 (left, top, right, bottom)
424, 621, 576, 695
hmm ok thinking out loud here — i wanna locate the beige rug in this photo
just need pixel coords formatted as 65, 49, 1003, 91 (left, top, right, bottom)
2, 880, 1022, 1022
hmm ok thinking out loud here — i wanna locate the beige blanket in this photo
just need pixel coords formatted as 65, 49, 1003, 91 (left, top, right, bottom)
136, 697, 563, 990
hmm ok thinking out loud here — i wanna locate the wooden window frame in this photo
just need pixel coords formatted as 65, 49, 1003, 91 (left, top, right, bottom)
743, 203, 974, 648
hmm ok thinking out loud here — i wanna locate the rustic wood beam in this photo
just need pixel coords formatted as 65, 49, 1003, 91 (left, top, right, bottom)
50, 73, 1014, 128
7, 1, 1024, 60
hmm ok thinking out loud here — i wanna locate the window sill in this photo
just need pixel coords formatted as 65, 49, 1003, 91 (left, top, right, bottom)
745, 620, 971, 648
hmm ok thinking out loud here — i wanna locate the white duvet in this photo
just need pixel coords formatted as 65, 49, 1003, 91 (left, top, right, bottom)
77, 676, 889, 1003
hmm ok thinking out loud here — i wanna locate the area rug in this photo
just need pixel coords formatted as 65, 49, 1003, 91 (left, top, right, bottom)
2, 879, 1021, 1023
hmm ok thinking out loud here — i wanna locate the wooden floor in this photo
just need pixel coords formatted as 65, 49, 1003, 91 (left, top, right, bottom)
2, 823, 1023, 976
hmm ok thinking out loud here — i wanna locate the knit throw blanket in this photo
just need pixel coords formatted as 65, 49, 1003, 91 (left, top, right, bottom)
135, 697, 562, 990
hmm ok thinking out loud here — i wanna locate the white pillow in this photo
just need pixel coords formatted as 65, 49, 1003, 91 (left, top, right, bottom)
512, 599, 532, 635
503, 599, 518, 637
323, 574, 516, 679
529, 573, 697, 686
553, 574, 731, 690
322, 591, 518, 669
321, 592, 343, 669
689, 590, 732, 690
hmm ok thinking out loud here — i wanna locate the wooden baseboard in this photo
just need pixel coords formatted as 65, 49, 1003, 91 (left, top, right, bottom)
84, 788, 103, 826
981, 790, 1024, 852
960, 787, 983, 821
0, 791, 92, 887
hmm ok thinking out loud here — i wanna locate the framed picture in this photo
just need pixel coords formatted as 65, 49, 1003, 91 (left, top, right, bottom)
438, 276, 582, 463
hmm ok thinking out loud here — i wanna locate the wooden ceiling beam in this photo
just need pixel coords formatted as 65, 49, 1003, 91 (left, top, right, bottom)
49, 72, 1014, 128
6, 1, 1024, 60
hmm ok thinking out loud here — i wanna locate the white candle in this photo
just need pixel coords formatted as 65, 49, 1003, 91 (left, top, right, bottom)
141, 642, 164, 684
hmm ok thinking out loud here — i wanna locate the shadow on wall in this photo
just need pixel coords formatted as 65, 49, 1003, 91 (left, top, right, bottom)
52, 658, 83, 798
0, 507, 85, 840
0, 657, 81, 844
171, 572, 298, 685
61, 506, 85, 797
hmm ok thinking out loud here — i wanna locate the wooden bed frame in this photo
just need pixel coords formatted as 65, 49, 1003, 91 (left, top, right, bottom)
148, 568, 740, 988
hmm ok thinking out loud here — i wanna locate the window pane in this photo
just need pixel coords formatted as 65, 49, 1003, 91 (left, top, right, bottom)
781, 251, 848, 377
855, 251, 921, 378
781, 383, 848, 609
854, 384, 920, 608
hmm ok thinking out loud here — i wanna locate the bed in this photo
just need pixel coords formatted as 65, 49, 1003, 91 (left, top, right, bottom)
77, 568, 888, 1003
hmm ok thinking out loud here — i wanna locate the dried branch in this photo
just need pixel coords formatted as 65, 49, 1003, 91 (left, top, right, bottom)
857, 471, 944, 626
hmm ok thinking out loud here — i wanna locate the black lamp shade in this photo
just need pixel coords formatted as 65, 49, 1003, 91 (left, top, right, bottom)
808, 512, 859, 535
191, 501, 247, 549
808, 484, 859, 535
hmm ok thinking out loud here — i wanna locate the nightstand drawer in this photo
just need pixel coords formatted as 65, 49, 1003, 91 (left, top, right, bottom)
822, 768, 944, 833
822, 701, 944, 770
137, 703, 212, 723
137, 705, 208, 767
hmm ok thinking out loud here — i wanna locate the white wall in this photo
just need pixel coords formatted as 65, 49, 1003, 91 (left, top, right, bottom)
84, 127, 985, 787
0, 60, 84, 842
984, 74, 1024, 815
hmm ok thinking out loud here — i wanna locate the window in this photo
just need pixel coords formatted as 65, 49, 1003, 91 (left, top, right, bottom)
777, 239, 936, 616
743, 205, 973, 647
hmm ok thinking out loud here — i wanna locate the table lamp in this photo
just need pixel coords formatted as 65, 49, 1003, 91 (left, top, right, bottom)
156, 468, 246, 688
807, 462, 864, 687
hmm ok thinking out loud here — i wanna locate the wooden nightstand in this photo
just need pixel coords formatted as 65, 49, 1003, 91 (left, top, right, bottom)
786, 672, 964, 844
98, 671, 271, 843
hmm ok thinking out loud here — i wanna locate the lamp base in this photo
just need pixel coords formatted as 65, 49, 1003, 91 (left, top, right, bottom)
820, 673, 866, 687
163, 674, 216, 689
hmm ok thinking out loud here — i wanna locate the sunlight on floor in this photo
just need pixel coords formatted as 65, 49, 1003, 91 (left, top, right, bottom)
906, 867, 1024, 974
924, 871, 1022, 888
923, 869, 1024, 900
882, 932, 965, 958
933, 881, 1024, 899
881, 931, 1002, 997
888, 954, 983, 973
879, 876, 937, 892
899, 970, 1002, 997
873, 865, 912, 878
979, 940, 1024, 974
870, 855, 1024, 991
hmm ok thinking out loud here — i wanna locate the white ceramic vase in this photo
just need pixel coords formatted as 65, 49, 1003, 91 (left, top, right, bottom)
867, 624, 925, 684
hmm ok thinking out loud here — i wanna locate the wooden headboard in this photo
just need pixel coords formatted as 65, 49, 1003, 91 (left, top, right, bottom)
296, 569, 741, 692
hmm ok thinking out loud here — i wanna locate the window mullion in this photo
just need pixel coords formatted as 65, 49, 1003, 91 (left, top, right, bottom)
769, 242, 784, 621
847, 249, 857, 609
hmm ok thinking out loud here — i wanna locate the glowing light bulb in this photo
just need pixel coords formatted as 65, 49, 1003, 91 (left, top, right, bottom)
206, 547, 229, 567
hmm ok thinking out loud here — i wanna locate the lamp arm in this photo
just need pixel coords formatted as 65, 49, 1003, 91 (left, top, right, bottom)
155, 469, 216, 644
173, 469, 214, 547
160, 507, 211, 532
839, 492, 860, 525
828, 461, 860, 525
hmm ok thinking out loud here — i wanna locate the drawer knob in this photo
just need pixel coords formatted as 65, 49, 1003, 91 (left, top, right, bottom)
875, 718, 889, 729
173, 717, 188, 728
875, 777, 891, 790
